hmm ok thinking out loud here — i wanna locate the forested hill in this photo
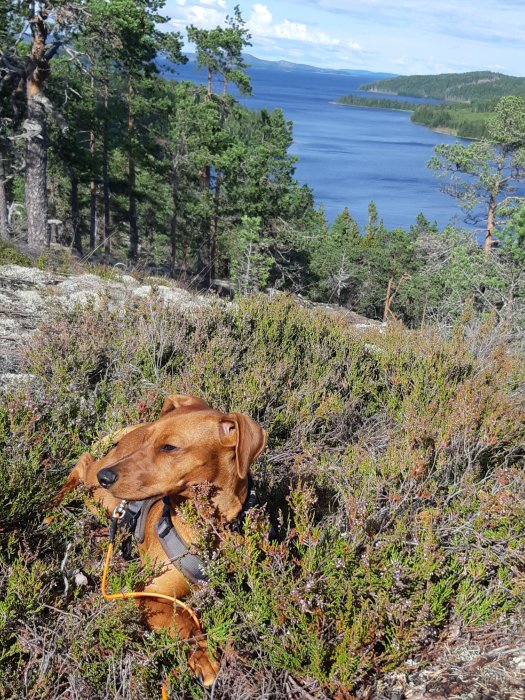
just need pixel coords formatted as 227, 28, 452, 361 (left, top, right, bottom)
337, 71, 525, 139
360, 71, 525, 101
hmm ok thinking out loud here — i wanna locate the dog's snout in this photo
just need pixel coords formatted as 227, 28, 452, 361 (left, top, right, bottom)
97, 467, 119, 488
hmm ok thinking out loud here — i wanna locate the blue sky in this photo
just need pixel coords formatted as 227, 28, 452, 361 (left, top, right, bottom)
164, 0, 525, 75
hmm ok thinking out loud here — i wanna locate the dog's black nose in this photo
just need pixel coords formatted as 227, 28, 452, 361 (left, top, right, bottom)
97, 468, 118, 488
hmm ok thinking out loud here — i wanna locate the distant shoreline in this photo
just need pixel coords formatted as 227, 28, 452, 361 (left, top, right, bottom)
331, 100, 474, 139
329, 100, 413, 113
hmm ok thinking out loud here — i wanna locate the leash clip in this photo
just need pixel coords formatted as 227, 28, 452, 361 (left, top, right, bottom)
112, 500, 128, 519
109, 500, 128, 543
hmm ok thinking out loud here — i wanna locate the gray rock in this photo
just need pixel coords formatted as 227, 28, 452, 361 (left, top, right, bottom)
0, 372, 43, 393
0, 264, 62, 286
0, 264, 211, 393
0, 263, 379, 395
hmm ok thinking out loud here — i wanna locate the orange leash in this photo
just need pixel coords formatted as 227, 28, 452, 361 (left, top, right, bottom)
101, 540, 202, 630
101, 502, 203, 699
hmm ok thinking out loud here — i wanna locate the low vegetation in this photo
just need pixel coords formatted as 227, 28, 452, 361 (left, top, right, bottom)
336, 95, 416, 111
1, 293, 524, 698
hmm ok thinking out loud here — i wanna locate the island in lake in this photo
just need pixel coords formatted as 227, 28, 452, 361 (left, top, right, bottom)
337, 71, 525, 139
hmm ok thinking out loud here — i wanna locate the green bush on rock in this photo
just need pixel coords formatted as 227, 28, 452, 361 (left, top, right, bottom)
1, 295, 524, 698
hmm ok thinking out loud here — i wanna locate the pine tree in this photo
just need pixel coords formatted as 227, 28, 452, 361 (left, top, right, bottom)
1, 2, 83, 248
186, 7, 251, 285
429, 95, 525, 255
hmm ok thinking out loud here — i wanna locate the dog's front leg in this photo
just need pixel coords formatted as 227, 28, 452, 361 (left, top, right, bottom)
140, 597, 220, 687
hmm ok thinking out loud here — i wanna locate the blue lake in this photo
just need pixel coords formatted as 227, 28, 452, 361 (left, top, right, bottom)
174, 62, 465, 229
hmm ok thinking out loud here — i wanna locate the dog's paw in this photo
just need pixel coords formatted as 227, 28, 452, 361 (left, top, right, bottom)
188, 647, 220, 688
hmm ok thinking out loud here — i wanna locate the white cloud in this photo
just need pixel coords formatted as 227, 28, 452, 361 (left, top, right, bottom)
251, 3, 272, 26
248, 3, 361, 49
166, 1, 365, 69
168, 3, 226, 30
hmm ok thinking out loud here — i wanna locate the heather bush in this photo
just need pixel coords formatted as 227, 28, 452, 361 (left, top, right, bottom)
1, 294, 524, 698
0, 240, 32, 266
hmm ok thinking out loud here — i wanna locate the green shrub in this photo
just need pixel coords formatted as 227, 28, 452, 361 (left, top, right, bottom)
1, 294, 524, 698
0, 240, 32, 266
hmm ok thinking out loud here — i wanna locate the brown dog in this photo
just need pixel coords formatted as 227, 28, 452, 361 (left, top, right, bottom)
56, 394, 267, 686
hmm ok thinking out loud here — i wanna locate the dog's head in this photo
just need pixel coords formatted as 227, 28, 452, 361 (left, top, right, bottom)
96, 395, 266, 501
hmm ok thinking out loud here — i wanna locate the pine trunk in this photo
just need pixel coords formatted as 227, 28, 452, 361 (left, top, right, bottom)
71, 171, 82, 253
0, 156, 8, 240
25, 9, 50, 250
209, 172, 221, 285
484, 155, 504, 256
198, 165, 212, 287
102, 79, 110, 259
89, 180, 97, 250
170, 170, 178, 276
89, 88, 97, 250
484, 195, 496, 255
127, 76, 138, 262
25, 85, 48, 249
383, 276, 394, 322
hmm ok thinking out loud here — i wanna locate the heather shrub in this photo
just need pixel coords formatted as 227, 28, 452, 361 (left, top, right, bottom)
0, 240, 32, 266
1, 294, 524, 698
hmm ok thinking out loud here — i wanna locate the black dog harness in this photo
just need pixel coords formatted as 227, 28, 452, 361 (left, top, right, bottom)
117, 475, 258, 584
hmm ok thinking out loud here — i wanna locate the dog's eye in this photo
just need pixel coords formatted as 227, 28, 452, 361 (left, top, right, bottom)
160, 444, 178, 453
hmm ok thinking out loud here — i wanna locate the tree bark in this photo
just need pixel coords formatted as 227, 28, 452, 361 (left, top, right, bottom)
89, 179, 97, 250
170, 169, 178, 277
89, 75, 97, 250
25, 87, 49, 249
71, 171, 82, 253
484, 155, 503, 256
209, 171, 221, 284
25, 8, 50, 250
0, 156, 8, 240
127, 75, 138, 262
102, 78, 110, 259
197, 165, 212, 287
484, 195, 496, 255
383, 276, 394, 322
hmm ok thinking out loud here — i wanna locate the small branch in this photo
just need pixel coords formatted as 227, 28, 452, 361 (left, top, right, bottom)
497, 195, 525, 209
0, 54, 26, 76
60, 543, 72, 597
44, 40, 62, 61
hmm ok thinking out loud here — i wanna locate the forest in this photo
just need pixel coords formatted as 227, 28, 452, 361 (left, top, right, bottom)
336, 94, 494, 139
355, 71, 525, 138
2, 1, 525, 327
360, 70, 525, 101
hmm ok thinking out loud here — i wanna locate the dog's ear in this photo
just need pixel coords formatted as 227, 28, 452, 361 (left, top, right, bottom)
160, 394, 211, 417
219, 414, 267, 479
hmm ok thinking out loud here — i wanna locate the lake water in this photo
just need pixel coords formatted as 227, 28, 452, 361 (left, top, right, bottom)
174, 62, 465, 229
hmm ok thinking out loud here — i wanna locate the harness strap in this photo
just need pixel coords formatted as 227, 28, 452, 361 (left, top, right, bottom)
157, 497, 208, 584
120, 497, 159, 543
118, 473, 260, 585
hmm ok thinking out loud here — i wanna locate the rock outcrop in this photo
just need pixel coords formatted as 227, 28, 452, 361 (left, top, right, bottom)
0, 264, 208, 390
0, 263, 383, 392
